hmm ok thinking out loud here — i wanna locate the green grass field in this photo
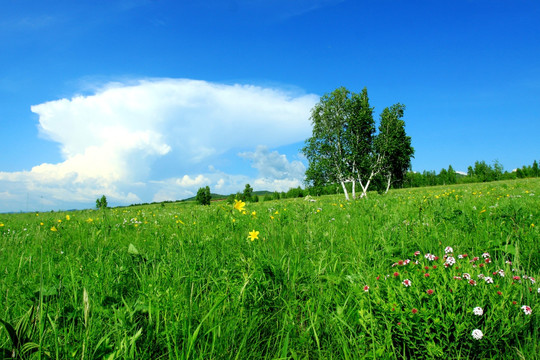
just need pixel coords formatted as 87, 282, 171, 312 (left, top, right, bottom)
1, 179, 538, 359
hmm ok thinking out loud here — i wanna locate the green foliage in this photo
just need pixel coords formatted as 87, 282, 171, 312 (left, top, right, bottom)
196, 186, 212, 205
96, 195, 108, 209
0, 179, 538, 359
243, 183, 254, 202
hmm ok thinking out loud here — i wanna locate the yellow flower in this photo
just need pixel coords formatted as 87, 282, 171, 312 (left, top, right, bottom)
86, 218, 93, 223
480, 209, 486, 213
532, 224, 535, 228
270, 216, 274, 220
66, 215, 70, 221
274, 210, 279, 215
50, 226, 58, 232
242, 211, 247, 215
234, 199, 246, 212
248, 230, 259, 241
0, 223, 4, 227
57, 219, 62, 223
40, 222, 44, 226
251, 211, 256, 216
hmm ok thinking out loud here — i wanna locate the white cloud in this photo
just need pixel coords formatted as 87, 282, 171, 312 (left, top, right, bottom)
175, 175, 210, 187
239, 145, 306, 191
0, 78, 317, 211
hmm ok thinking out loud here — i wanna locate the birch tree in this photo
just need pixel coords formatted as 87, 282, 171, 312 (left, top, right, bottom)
303, 87, 354, 200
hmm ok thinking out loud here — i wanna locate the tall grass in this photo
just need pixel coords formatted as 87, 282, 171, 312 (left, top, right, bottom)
0, 179, 538, 359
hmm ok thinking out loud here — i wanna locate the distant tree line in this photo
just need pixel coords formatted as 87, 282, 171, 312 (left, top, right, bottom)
403, 159, 539, 188
192, 159, 539, 207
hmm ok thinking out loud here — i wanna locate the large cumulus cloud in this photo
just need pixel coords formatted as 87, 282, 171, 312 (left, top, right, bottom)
0, 78, 317, 212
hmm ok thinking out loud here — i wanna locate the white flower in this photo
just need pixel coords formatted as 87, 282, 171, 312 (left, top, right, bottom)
477, 274, 485, 279
530, 277, 536, 284
473, 307, 483, 316
463, 273, 471, 280
402, 279, 412, 287
521, 306, 532, 315
425, 253, 436, 261
497, 269, 505, 277
482, 252, 490, 258
445, 256, 456, 266
445, 246, 454, 254
484, 277, 494, 284
472, 329, 483, 340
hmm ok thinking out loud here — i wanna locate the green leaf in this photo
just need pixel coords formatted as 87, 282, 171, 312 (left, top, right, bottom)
127, 244, 139, 255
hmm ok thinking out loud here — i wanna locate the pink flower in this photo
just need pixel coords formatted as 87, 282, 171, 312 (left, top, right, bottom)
521, 305, 532, 315
411, 308, 418, 314
363, 285, 369, 292
482, 252, 490, 258
426, 289, 434, 295
463, 273, 471, 280
445, 246, 454, 254
497, 291, 502, 296
402, 279, 412, 287
424, 273, 430, 277
485, 258, 491, 264
394, 272, 399, 277
469, 280, 477, 286
414, 251, 420, 256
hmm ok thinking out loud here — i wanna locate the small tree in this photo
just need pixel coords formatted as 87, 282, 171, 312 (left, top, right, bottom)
243, 184, 254, 202
96, 195, 108, 209
196, 186, 211, 205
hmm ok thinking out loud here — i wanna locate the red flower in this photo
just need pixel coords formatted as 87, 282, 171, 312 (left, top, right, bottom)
427, 289, 434, 295
432, 265, 437, 269
479, 263, 485, 268
376, 275, 380, 280
397, 322, 402, 325
512, 301, 517, 305
424, 273, 430, 277
412, 308, 418, 314
424, 266, 429, 270
394, 272, 399, 277
398, 260, 404, 266
497, 291, 502, 295
434, 256, 439, 261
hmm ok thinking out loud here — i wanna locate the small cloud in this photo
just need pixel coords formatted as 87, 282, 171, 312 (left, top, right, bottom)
175, 175, 210, 187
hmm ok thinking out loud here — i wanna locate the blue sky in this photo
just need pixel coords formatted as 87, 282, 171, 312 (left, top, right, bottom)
1, 0, 539, 212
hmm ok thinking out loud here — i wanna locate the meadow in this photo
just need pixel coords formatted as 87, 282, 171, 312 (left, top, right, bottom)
0, 179, 538, 359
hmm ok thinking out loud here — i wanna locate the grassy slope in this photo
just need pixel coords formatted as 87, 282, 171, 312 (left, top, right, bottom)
0, 178, 538, 359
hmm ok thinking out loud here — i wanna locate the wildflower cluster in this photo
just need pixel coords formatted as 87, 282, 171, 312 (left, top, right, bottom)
362, 247, 538, 355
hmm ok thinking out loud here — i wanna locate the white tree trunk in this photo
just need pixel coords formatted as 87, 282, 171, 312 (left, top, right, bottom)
340, 181, 350, 201
385, 173, 392, 194
352, 179, 356, 199
359, 179, 371, 198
